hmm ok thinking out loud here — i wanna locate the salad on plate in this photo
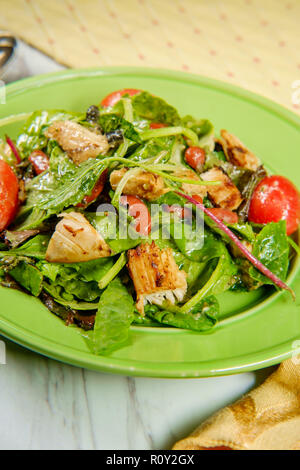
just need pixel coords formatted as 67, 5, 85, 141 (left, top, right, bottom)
0, 88, 299, 354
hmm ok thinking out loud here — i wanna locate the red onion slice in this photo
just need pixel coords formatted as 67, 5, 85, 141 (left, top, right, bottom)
176, 191, 295, 299
5, 135, 21, 164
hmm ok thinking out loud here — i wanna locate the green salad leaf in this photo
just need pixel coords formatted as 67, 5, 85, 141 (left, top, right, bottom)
0, 235, 50, 259
89, 278, 134, 354
10, 261, 43, 296
249, 221, 289, 284
98, 114, 142, 143
132, 91, 181, 126
145, 296, 218, 332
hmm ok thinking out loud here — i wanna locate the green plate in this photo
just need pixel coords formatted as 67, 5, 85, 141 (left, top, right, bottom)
0, 67, 299, 378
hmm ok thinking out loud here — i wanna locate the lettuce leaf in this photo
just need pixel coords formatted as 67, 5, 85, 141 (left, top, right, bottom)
9, 261, 43, 296
89, 278, 134, 354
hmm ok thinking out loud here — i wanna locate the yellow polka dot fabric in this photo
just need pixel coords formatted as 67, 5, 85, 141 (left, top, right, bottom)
1, 0, 300, 113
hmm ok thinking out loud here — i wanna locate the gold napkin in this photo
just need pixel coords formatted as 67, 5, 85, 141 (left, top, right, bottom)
173, 359, 300, 450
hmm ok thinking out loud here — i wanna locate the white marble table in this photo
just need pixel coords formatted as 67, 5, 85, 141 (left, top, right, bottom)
0, 40, 273, 451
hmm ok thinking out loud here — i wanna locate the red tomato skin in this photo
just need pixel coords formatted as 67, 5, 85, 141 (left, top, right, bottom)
248, 175, 300, 235
0, 160, 19, 231
209, 208, 239, 225
120, 195, 151, 236
101, 89, 141, 107
29, 150, 49, 175
191, 195, 203, 204
149, 123, 168, 129
78, 169, 108, 207
185, 146, 206, 171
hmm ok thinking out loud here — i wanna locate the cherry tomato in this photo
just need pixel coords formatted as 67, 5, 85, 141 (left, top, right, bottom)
101, 89, 141, 107
185, 146, 206, 171
248, 175, 300, 235
29, 150, 49, 175
120, 195, 151, 236
0, 160, 19, 231
209, 208, 239, 225
191, 195, 203, 204
149, 123, 168, 129
78, 169, 108, 207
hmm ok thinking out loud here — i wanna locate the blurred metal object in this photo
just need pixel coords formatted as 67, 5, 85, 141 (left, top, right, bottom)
0, 32, 17, 77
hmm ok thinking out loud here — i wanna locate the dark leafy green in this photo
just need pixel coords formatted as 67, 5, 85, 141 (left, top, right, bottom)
0, 235, 50, 259
145, 296, 218, 331
132, 91, 181, 126
89, 278, 134, 354
98, 114, 142, 143
249, 221, 289, 284
10, 261, 43, 296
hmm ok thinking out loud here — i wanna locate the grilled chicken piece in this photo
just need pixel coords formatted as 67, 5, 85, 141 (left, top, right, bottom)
46, 212, 111, 263
127, 242, 187, 315
110, 168, 167, 201
201, 167, 242, 210
174, 169, 208, 199
45, 120, 109, 165
218, 129, 260, 171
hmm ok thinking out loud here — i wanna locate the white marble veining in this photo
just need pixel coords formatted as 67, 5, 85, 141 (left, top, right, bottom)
0, 39, 273, 450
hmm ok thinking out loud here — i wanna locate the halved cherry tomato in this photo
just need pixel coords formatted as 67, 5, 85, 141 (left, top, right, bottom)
120, 195, 151, 236
0, 160, 19, 231
209, 208, 239, 225
28, 150, 49, 175
101, 89, 141, 108
248, 175, 300, 235
78, 169, 108, 207
185, 146, 206, 171
191, 195, 203, 204
149, 123, 168, 129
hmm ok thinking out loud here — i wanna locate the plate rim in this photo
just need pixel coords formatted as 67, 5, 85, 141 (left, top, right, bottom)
1, 66, 300, 377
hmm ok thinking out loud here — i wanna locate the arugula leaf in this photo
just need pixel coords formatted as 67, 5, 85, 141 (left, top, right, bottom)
132, 91, 181, 126
90, 278, 134, 354
39, 158, 107, 213
19, 153, 108, 229
181, 116, 214, 150
0, 235, 50, 259
249, 221, 289, 284
17, 110, 80, 158
145, 296, 218, 332
10, 261, 43, 296
127, 136, 176, 163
